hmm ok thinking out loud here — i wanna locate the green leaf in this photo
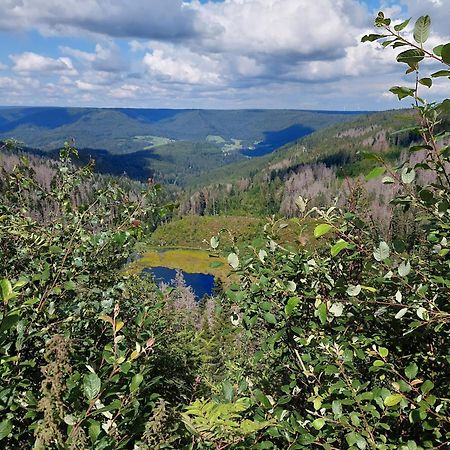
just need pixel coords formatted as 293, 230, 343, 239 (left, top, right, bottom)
317, 303, 327, 325
0, 279, 13, 303
263, 312, 277, 325
401, 167, 416, 184
384, 394, 403, 407
332, 400, 342, 416
329, 303, 344, 317
130, 373, 144, 393
0, 313, 20, 334
227, 252, 239, 270
346, 284, 361, 297
395, 308, 408, 319
405, 363, 418, 380
361, 33, 386, 42
433, 44, 443, 56
390, 86, 415, 100
365, 166, 385, 181
312, 418, 325, 430
285, 297, 300, 317
210, 236, 219, 249
398, 261, 411, 277
413, 15, 431, 44
314, 223, 332, 238
379, 347, 389, 358
63, 280, 76, 291
418, 78, 432, 88
431, 70, 450, 78
394, 18, 410, 31
440, 43, 450, 64
397, 49, 425, 68
331, 239, 351, 257
373, 241, 390, 261
83, 373, 101, 400
0, 419, 12, 441
222, 380, 234, 402
421, 380, 434, 394
89, 420, 101, 443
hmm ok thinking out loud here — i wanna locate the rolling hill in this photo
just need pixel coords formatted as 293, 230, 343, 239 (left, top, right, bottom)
0, 107, 365, 184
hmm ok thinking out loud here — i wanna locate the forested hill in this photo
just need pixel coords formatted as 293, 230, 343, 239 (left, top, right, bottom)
179, 109, 426, 217
0, 107, 363, 154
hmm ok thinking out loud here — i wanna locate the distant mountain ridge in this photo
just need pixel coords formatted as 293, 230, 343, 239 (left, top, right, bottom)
0, 106, 365, 154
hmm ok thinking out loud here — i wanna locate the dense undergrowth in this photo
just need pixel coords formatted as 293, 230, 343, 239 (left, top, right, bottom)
1, 12, 449, 450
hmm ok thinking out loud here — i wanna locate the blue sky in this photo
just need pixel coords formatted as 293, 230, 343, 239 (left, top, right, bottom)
0, 0, 448, 110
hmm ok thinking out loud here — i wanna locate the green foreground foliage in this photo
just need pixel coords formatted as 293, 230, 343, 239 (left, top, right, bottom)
1, 11, 450, 450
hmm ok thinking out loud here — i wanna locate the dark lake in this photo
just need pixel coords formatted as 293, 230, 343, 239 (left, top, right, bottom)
240, 124, 314, 157
142, 266, 215, 300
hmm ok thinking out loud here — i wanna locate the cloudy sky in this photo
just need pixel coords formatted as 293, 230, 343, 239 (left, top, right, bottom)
0, 0, 448, 110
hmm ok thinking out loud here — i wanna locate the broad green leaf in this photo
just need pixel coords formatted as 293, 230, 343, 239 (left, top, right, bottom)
332, 400, 342, 416
394, 18, 410, 31
413, 15, 431, 44
398, 261, 411, 277
397, 49, 424, 68
421, 380, 434, 394
222, 380, 234, 402
433, 44, 443, 56
379, 347, 389, 358
331, 239, 351, 257
83, 372, 101, 400
431, 70, 450, 78
263, 312, 277, 325
395, 308, 408, 319
361, 33, 386, 42
401, 167, 416, 184
373, 241, 390, 261
346, 284, 361, 297
317, 303, 327, 325
0, 313, 20, 334
329, 303, 344, 317
258, 249, 267, 262
286, 280, 296, 292
227, 252, 239, 269
0, 419, 12, 441
384, 394, 403, 407
210, 236, 219, 249
89, 420, 101, 443
0, 279, 13, 303
405, 363, 418, 380
312, 418, 325, 430
418, 78, 432, 88
314, 223, 332, 238
130, 373, 143, 393
365, 166, 385, 181
440, 43, 450, 64
416, 307, 428, 320
285, 297, 300, 316
390, 86, 415, 100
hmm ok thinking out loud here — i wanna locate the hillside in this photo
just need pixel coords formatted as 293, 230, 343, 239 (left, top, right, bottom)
0, 107, 365, 184
178, 109, 422, 221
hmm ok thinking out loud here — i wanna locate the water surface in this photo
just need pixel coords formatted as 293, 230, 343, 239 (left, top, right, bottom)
143, 266, 215, 300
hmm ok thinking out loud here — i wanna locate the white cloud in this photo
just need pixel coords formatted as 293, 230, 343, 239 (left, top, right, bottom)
10, 52, 76, 75
0, 0, 196, 39
61, 42, 128, 73
143, 47, 223, 85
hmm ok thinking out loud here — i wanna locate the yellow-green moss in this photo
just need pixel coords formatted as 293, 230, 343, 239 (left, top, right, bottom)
128, 248, 230, 283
